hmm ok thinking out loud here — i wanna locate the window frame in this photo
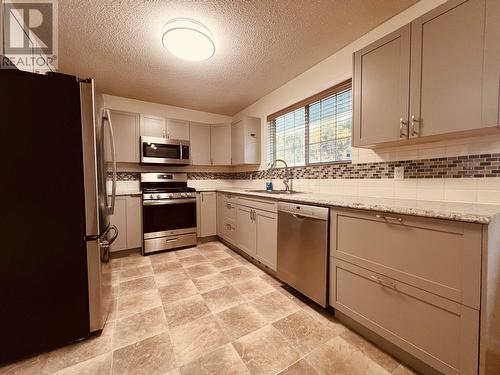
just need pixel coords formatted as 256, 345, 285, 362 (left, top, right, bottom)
267, 79, 353, 167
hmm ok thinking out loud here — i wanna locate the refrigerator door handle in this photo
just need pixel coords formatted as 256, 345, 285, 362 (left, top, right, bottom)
104, 109, 117, 215
107, 224, 118, 245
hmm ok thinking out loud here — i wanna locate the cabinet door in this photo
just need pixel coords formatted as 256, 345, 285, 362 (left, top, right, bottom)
140, 114, 166, 138
126, 196, 142, 249
200, 192, 217, 237
210, 123, 231, 165
353, 25, 410, 146
483, 0, 500, 126
190, 122, 212, 165
167, 118, 190, 140
216, 193, 224, 237
410, 0, 486, 138
243, 117, 260, 165
106, 110, 140, 163
236, 206, 256, 256
231, 120, 243, 165
255, 210, 277, 271
110, 197, 127, 252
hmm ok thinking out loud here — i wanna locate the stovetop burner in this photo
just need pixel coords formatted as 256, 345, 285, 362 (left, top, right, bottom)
140, 172, 196, 194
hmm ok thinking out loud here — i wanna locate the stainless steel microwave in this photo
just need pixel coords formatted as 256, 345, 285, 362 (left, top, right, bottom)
140, 136, 191, 165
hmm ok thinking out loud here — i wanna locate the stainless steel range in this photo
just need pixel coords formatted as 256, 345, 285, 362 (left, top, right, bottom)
140, 173, 197, 254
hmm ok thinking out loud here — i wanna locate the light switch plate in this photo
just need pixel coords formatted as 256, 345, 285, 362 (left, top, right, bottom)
394, 166, 404, 180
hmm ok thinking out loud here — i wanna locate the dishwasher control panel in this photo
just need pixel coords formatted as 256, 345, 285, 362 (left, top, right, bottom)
277, 202, 329, 220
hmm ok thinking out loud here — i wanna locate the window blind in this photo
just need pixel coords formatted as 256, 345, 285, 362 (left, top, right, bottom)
267, 79, 352, 167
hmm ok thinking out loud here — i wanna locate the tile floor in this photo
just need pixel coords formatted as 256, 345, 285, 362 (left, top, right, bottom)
0, 241, 418, 375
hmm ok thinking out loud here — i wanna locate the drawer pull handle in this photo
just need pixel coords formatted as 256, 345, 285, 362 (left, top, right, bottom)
226, 203, 233, 209
376, 214, 403, 224
165, 237, 179, 243
370, 275, 397, 290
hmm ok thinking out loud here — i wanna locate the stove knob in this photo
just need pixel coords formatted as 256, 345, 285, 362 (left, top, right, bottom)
149, 194, 154, 199
156, 194, 161, 199
181, 193, 187, 197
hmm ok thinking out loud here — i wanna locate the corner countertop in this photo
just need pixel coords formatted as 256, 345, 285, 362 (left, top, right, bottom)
197, 187, 500, 224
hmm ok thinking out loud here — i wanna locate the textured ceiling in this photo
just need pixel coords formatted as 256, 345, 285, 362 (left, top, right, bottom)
59, 0, 417, 115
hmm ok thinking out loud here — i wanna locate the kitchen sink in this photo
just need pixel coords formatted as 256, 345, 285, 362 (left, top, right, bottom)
246, 189, 301, 195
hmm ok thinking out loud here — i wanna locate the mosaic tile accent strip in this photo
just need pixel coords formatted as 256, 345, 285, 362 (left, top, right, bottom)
113, 154, 500, 181
116, 172, 141, 181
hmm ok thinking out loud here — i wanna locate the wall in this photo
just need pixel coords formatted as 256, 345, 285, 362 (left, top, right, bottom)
230, 0, 500, 204
103, 94, 231, 124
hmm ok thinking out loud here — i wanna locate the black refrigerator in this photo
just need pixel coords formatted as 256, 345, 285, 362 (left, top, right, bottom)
0, 68, 118, 364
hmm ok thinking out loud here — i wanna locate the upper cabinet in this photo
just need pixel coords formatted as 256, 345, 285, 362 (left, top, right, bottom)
410, 0, 485, 138
190, 122, 212, 165
211, 123, 232, 165
353, 26, 411, 146
353, 0, 500, 148
140, 114, 166, 138
106, 110, 140, 163
140, 114, 190, 140
231, 116, 261, 165
166, 119, 190, 140
483, 0, 500, 127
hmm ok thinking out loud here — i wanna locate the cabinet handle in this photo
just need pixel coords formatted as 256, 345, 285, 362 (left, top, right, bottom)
370, 275, 397, 290
375, 214, 403, 224
410, 115, 419, 136
225, 203, 232, 209
399, 118, 408, 138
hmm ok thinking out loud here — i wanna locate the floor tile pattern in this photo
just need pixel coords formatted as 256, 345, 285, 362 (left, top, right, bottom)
0, 241, 419, 375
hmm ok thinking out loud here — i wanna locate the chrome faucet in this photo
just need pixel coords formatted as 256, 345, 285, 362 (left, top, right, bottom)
269, 159, 293, 192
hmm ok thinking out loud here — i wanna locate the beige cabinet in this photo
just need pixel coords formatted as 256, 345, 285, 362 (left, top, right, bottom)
409, 0, 486, 138
216, 193, 224, 237
110, 197, 127, 252
139, 114, 166, 138
231, 117, 261, 165
483, 0, 500, 127
353, 26, 410, 146
236, 205, 257, 256
190, 122, 212, 165
255, 210, 277, 270
167, 118, 190, 140
197, 192, 217, 237
210, 123, 232, 165
126, 196, 142, 249
109, 195, 142, 252
330, 208, 482, 375
353, 0, 499, 147
105, 110, 140, 163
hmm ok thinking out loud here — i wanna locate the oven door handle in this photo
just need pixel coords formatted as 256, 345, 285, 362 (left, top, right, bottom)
143, 198, 196, 206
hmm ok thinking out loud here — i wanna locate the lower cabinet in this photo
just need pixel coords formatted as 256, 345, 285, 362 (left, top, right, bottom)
330, 208, 482, 375
109, 195, 142, 252
255, 210, 277, 270
217, 193, 277, 271
196, 192, 217, 237
236, 206, 257, 256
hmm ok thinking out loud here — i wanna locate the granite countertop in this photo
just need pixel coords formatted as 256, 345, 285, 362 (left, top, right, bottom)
200, 187, 500, 224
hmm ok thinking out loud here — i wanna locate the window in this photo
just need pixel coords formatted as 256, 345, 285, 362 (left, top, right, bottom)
267, 79, 352, 167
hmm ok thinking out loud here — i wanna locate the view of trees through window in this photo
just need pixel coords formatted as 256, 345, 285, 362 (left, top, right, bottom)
267, 83, 352, 167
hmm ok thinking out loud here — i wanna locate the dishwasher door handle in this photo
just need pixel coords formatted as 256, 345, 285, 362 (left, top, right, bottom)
292, 214, 306, 219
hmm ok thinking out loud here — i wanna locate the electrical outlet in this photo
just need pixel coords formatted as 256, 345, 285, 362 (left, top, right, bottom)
394, 166, 404, 180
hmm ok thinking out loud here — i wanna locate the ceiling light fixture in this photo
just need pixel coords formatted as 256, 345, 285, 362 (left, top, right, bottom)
161, 18, 215, 62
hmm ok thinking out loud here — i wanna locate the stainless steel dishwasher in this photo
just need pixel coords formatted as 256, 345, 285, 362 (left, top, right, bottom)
277, 202, 329, 307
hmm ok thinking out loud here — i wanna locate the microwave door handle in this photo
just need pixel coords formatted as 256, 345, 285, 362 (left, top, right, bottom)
104, 109, 117, 215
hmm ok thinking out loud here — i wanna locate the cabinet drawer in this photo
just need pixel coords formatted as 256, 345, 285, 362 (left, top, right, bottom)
331, 259, 479, 375
221, 192, 238, 203
222, 201, 237, 220
222, 218, 237, 244
238, 196, 277, 213
330, 208, 481, 309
